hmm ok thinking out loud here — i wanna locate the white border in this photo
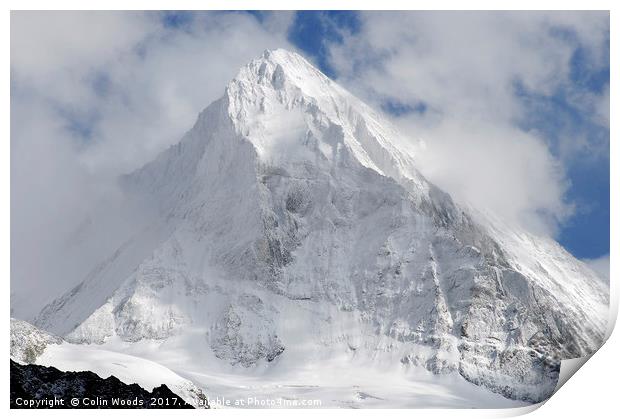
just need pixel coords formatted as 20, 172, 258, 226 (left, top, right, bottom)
3, 1, 617, 418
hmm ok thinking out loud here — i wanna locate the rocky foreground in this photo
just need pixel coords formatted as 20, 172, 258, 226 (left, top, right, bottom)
10, 360, 199, 409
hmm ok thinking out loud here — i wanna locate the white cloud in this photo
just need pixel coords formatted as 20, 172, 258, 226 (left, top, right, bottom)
326, 11, 609, 235
12, 11, 295, 175
10, 11, 295, 319
583, 255, 610, 283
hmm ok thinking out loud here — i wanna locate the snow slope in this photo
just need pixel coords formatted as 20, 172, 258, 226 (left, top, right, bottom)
33, 49, 608, 405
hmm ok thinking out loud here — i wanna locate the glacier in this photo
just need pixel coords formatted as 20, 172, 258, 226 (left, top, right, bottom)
30, 49, 608, 405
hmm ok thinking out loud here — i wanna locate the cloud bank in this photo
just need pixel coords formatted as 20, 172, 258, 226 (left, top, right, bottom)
11, 11, 295, 318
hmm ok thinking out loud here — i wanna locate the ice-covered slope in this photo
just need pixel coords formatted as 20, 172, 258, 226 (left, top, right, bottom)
34, 49, 608, 404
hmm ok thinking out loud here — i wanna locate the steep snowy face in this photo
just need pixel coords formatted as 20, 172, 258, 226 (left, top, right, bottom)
34, 49, 608, 404
225, 49, 426, 190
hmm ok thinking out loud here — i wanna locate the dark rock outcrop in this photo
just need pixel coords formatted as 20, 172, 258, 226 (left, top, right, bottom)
10, 360, 197, 409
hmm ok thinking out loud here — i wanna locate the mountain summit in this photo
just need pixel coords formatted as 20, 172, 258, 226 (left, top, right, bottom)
34, 49, 608, 404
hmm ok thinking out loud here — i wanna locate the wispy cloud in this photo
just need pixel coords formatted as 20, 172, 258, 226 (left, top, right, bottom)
324, 11, 609, 237
583, 254, 610, 283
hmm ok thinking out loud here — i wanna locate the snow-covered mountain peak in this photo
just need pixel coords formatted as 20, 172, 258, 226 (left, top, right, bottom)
222, 48, 428, 196
232, 48, 336, 97
33, 49, 609, 405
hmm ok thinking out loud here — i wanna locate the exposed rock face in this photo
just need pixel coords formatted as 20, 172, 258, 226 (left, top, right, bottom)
210, 296, 285, 367
10, 360, 196, 409
33, 49, 608, 403
11, 318, 62, 364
